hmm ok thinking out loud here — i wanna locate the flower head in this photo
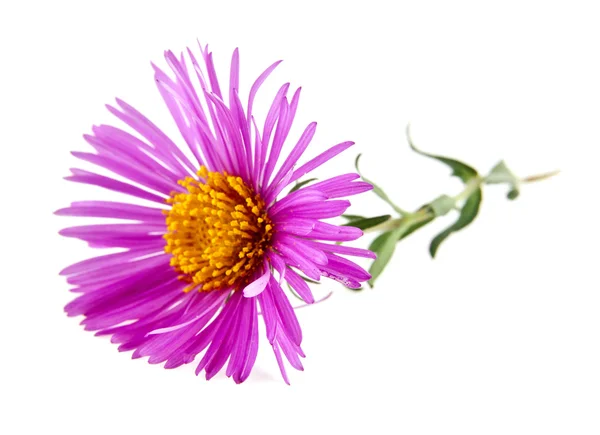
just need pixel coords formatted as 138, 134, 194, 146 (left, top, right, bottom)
57, 43, 374, 383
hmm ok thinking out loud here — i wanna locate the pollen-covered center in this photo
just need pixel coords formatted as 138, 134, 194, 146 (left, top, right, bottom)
164, 166, 273, 292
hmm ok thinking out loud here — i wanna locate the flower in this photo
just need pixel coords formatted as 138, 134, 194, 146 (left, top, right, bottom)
57, 43, 375, 384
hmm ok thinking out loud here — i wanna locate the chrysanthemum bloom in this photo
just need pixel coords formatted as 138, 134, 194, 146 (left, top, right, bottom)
57, 44, 374, 383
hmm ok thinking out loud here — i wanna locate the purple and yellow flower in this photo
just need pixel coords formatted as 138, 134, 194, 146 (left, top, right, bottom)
57, 43, 374, 383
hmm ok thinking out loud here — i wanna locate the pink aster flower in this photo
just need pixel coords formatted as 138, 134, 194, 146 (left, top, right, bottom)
57, 43, 374, 383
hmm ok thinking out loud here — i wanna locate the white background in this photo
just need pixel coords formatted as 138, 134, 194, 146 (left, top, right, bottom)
1, 1, 599, 434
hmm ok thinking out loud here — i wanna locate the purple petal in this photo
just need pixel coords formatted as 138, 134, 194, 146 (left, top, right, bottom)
258, 287, 277, 343
67, 254, 168, 286
274, 241, 321, 280
269, 276, 303, 346
272, 199, 351, 220
247, 60, 282, 128
55, 201, 166, 222
274, 218, 316, 237
274, 233, 328, 266
65, 169, 167, 204
277, 329, 304, 371
268, 188, 328, 216
226, 295, 252, 377
60, 247, 163, 276
242, 264, 270, 297
272, 340, 290, 385
71, 151, 177, 195
265, 121, 316, 198
307, 221, 364, 242
303, 240, 377, 259
109, 99, 197, 174
288, 141, 355, 186
281, 266, 314, 304
237, 301, 259, 383
322, 253, 371, 282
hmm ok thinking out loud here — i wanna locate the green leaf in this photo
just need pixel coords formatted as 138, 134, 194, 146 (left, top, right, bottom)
486, 160, 520, 200
406, 125, 478, 183
365, 212, 436, 286
288, 178, 317, 193
429, 188, 482, 258
368, 213, 434, 251
342, 214, 392, 230
355, 154, 408, 215
399, 213, 435, 241
368, 231, 393, 253
368, 224, 410, 287
429, 194, 456, 217
342, 214, 367, 221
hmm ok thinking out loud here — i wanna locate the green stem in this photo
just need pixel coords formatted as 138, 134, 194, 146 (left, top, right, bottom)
521, 169, 560, 183
365, 176, 482, 234
453, 176, 483, 203
364, 168, 557, 235
389, 204, 412, 217
364, 217, 404, 233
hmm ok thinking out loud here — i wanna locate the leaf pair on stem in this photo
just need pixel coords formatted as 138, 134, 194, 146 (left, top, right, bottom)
289, 125, 558, 290
344, 125, 558, 287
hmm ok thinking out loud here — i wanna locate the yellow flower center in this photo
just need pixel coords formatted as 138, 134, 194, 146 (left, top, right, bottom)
164, 166, 273, 292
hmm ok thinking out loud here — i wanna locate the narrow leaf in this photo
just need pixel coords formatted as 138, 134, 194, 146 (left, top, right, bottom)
429, 188, 482, 258
368, 224, 410, 287
342, 214, 367, 221
399, 213, 435, 241
406, 125, 478, 183
288, 178, 317, 193
486, 160, 520, 200
366, 213, 436, 287
368, 231, 393, 253
368, 213, 434, 250
343, 214, 392, 230
355, 154, 407, 215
